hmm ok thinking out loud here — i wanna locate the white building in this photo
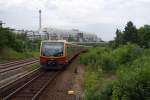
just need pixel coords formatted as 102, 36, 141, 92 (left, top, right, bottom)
15, 27, 100, 42
38, 27, 98, 42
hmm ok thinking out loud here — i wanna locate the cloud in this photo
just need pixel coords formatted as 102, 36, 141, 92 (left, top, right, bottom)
0, 0, 150, 40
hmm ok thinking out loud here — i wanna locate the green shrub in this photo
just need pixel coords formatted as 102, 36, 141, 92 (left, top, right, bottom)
80, 44, 142, 72
0, 27, 40, 53
80, 48, 107, 65
81, 44, 150, 100
112, 43, 142, 65
0, 47, 39, 63
112, 60, 150, 100
99, 83, 113, 100
101, 52, 116, 72
80, 47, 115, 72
84, 70, 102, 100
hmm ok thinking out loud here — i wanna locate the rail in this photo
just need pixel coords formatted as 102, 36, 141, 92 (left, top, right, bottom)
2, 71, 60, 100
0, 58, 39, 73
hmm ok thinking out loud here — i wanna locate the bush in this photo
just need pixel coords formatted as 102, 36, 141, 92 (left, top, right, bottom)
80, 44, 143, 72
101, 52, 116, 72
81, 44, 150, 100
112, 43, 142, 65
80, 47, 116, 72
0, 27, 40, 53
84, 70, 101, 100
99, 83, 113, 100
0, 28, 14, 49
112, 57, 150, 100
0, 47, 39, 63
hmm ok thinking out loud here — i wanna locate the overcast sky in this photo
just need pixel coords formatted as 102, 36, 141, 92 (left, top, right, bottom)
0, 0, 150, 41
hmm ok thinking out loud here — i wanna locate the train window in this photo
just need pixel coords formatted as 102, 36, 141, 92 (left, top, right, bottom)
41, 42, 64, 57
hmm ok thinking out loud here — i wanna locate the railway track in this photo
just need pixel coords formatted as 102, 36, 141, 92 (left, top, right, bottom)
0, 58, 38, 69
0, 51, 80, 100
1, 70, 60, 100
0, 58, 39, 73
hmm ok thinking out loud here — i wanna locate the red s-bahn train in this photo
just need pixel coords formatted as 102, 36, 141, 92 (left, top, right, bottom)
40, 40, 88, 69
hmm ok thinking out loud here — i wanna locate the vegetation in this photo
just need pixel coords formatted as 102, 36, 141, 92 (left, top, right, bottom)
111, 21, 150, 48
81, 21, 150, 100
0, 27, 40, 63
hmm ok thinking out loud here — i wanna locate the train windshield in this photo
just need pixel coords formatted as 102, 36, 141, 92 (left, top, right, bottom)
41, 42, 64, 57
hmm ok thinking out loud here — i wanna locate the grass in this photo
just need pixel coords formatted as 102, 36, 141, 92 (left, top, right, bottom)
0, 48, 39, 63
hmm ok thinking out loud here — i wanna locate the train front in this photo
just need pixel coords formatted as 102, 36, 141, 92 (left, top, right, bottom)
40, 41, 67, 69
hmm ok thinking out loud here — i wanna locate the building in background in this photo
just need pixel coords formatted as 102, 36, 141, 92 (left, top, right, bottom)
37, 27, 100, 42
13, 27, 101, 42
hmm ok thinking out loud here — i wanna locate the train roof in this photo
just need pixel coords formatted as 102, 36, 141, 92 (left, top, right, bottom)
41, 40, 91, 47
67, 42, 91, 47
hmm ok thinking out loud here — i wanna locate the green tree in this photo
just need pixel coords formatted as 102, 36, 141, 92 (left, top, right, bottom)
114, 29, 124, 47
137, 25, 150, 48
143, 25, 150, 47
137, 27, 146, 47
68, 35, 76, 42
123, 21, 138, 43
0, 27, 16, 49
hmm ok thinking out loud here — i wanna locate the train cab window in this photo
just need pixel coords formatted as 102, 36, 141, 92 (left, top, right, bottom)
41, 42, 64, 57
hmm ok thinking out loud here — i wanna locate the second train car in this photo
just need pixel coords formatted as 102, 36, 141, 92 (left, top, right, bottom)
40, 40, 87, 69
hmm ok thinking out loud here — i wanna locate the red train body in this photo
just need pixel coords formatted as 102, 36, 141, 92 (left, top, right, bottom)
40, 40, 87, 69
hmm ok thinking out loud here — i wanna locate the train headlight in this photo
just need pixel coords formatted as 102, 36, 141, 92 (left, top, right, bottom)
47, 60, 57, 65
47, 61, 52, 65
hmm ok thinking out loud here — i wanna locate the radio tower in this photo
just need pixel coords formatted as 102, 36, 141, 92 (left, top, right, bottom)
39, 9, 42, 31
